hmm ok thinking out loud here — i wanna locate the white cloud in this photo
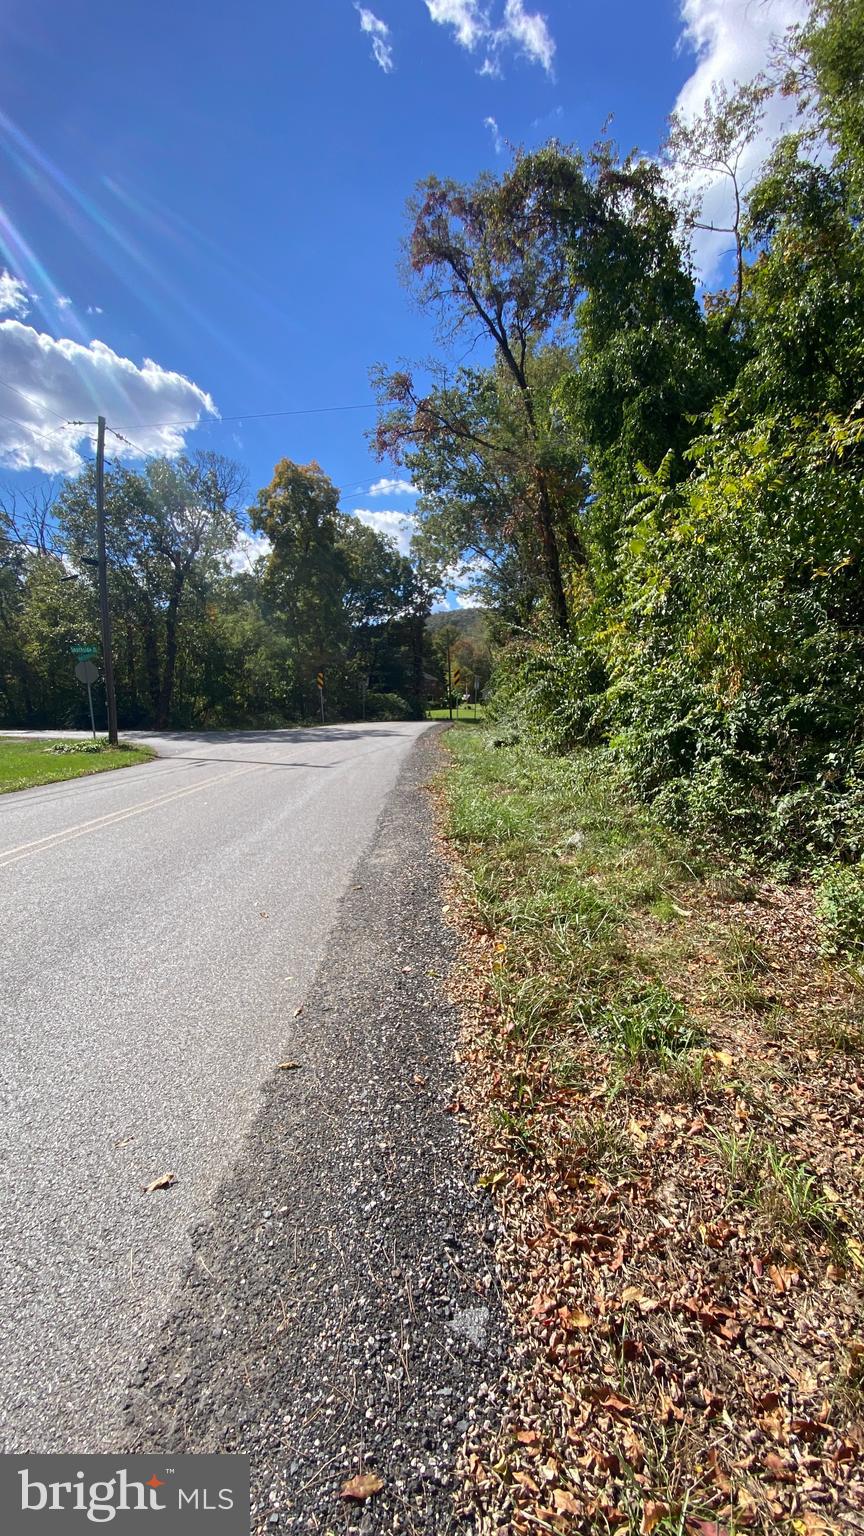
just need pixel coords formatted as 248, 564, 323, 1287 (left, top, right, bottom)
352, 507, 416, 554
0, 270, 32, 319
369, 476, 417, 497
86, 305, 104, 316
56, 295, 73, 311
501, 0, 554, 71
0, 319, 218, 474
484, 114, 505, 154
425, 0, 485, 49
671, 0, 808, 280
424, 0, 555, 74
229, 529, 271, 573
355, 5, 394, 71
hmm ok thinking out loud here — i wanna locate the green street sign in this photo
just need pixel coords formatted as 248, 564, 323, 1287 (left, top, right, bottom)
71, 644, 99, 658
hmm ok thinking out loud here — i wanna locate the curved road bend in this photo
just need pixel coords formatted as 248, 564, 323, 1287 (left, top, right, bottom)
0, 722, 433, 1451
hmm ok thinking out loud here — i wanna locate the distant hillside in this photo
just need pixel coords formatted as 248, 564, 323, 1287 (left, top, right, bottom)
427, 607, 490, 643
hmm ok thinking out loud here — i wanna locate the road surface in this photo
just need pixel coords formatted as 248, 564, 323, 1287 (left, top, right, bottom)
0, 723, 433, 1451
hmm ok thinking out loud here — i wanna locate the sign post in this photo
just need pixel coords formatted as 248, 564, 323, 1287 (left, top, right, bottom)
316, 671, 325, 725
452, 665, 461, 720
74, 658, 100, 739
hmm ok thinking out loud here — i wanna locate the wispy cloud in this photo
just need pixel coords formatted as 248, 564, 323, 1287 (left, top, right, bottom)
369, 476, 417, 497
484, 115, 505, 154
0, 270, 32, 319
424, 0, 555, 75
56, 295, 73, 311
670, 0, 807, 280
0, 318, 217, 473
355, 4, 395, 71
351, 507, 416, 554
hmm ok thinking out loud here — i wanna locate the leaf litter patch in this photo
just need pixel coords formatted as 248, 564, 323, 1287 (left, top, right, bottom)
434, 736, 864, 1536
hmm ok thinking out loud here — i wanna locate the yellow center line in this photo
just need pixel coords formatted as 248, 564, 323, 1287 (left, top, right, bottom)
0, 764, 267, 870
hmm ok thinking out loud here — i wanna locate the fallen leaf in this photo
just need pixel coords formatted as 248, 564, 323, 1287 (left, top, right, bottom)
142, 1172, 176, 1194
276, 1061, 301, 1071
114, 1136, 135, 1149
642, 1502, 670, 1535
292, 1005, 304, 1018
621, 1286, 660, 1313
553, 1489, 581, 1516
340, 1473, 383, 1502
847, 1237, 864, 1272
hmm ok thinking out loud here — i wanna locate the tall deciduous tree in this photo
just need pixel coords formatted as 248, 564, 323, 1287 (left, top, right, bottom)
389, 161, 597, 631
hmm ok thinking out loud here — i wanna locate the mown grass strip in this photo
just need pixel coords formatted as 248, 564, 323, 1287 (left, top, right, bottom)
0, 736, 155, 794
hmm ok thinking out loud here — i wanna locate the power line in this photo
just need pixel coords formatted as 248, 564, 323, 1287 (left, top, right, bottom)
117, 402, 378, 431
0, 407, 81, 455
0, 377, 70, 423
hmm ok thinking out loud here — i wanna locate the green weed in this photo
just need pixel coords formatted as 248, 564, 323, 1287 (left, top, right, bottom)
594, 982, 704, 1062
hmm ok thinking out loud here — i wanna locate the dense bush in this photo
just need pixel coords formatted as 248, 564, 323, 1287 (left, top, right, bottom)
362, 690, 415, 721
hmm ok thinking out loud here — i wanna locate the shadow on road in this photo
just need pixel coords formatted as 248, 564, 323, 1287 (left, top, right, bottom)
124, 726, 417, 745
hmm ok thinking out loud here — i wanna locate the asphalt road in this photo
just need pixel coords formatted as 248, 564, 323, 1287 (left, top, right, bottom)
0, 723, 433, 1452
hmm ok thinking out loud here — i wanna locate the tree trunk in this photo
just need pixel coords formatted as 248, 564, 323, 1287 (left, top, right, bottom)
536, 477, 570, 635
156, 568, 187, 729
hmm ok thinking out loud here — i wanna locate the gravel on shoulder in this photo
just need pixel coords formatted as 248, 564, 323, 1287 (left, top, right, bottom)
122, 726, 507, 1533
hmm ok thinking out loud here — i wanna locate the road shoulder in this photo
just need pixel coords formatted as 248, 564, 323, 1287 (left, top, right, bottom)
122, 725, 506, 1533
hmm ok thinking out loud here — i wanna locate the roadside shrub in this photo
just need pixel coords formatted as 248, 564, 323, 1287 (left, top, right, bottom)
363, 690, 414, 721
816, 862, 864, 956
47, 739, 112, 755
488, 629, 607, 755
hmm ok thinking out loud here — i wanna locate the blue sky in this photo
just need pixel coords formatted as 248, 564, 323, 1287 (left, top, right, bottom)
0, 0, 803, 600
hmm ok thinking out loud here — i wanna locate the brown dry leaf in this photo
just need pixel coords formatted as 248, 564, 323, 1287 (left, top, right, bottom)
553, 1489, 581, 1516
292, 1005, 304, 1018
642, 1502, 670, 1535
621, 1286, 660, 1313
276, 1061, 301, 1071
142, 1171, 175, 1194
340, 1473, 383, 1502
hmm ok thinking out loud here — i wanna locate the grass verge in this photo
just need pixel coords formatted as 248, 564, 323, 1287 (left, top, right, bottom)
426, 704, 487, 721
437, 728, 864, 1535
0, 736, 155, 793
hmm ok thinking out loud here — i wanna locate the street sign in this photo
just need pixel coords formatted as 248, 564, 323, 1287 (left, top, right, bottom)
74, 658, 99, 739
71, 644, 99, 659
452, 666, 461, 687
316, 671, 324, 689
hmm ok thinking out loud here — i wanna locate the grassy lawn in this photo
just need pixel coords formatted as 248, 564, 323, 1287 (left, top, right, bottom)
440, 727, 864, 1535
0, 736, 155, 794
426, 703, 486, 721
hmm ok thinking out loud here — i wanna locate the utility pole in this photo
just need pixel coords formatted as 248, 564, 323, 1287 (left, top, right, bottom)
95, 416, 118, 745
